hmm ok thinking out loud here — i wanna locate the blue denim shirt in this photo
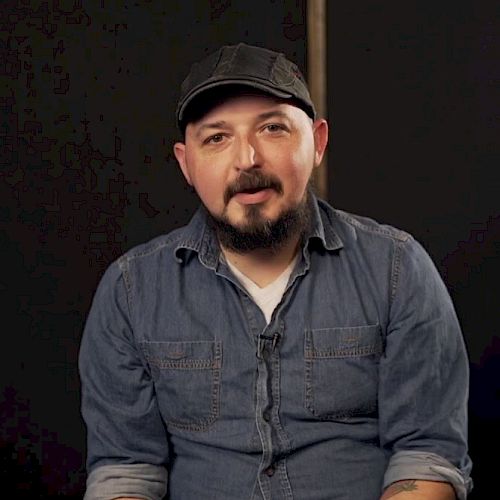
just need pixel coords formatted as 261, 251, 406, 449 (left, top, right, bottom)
79, 196, 472, 499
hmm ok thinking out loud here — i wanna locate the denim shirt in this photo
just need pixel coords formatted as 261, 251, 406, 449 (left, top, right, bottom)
79, 196, 473, 500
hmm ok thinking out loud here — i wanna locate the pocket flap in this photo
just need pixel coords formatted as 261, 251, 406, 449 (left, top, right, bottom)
305, 325, 383, 359
141, 340, 221, 369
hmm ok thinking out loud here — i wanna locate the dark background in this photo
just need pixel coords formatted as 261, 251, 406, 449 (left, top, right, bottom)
1, 1, 498, 498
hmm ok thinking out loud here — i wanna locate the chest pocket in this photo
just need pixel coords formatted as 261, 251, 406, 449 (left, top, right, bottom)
141, 340, 222, 431
304, 325, 383, 420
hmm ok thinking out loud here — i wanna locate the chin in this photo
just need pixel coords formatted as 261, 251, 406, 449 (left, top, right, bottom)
209, 197, 311, 253
235, 207, 280, 228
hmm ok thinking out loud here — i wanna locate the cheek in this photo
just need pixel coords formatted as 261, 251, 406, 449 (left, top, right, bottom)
195, 176, 223, 206
284, 148, 315, 191
187, 164, 225, 209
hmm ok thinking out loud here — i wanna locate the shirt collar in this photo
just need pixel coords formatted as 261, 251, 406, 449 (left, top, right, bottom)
174, 193, 344, 267
306, 195, 344, 252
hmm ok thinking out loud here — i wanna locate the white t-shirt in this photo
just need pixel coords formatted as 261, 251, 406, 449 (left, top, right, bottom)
225, 254, 298, 324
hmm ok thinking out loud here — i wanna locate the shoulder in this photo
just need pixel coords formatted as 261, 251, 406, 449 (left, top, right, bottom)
118, 227, 186, 264
318, 203, 449, 300
97, 226, 188, 288
324, 204, 437, 276
321, 202, 413, 245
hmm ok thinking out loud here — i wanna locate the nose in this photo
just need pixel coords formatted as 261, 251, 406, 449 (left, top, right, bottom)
234, 136, 258, 171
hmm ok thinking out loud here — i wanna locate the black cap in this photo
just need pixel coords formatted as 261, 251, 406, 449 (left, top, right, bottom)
176, 43, 316, 130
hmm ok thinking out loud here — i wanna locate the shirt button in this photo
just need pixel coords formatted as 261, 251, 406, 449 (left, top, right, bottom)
263, 465, 275, 477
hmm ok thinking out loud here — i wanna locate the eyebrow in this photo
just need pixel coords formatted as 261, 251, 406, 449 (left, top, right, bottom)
195, 120, 229, 139
194, 110, 292, 139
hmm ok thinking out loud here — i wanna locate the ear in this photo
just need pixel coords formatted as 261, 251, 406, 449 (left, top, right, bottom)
173, 141, 192, 185
312, 119, 329, 167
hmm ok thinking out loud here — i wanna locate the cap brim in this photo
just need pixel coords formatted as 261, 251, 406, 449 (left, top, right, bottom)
177, 78, 294, 124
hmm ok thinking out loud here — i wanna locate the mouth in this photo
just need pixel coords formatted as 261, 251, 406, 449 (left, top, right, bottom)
232, 187, 274, 205
225, 173, 283, 205
237, 187, 266, 195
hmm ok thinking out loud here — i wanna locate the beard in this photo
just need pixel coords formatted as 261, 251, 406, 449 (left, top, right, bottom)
207, 179, 314, 254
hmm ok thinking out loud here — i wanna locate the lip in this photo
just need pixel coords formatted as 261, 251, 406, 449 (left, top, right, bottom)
233, 188, 274, 205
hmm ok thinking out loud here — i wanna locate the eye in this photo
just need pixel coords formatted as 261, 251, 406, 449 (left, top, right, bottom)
264, 123, 287, 133
204, 133, 225, 145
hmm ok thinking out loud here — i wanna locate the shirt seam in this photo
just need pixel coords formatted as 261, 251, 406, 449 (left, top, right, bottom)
389, 239, 404, 308
124, 231, 185, 261
332, 209, 413, 243
117, 255, 134, 326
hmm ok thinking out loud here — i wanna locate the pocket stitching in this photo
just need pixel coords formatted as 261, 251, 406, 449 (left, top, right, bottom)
305, 324, 383, 359
141, 340, 222, 431
304, 325, 381, 420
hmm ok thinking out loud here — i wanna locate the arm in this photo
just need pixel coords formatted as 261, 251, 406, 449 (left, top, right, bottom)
380, 479, 456, 499
378, 238, 472, 499
79, 259, 169, 500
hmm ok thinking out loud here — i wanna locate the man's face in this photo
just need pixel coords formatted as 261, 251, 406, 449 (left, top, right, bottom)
174, 94, 328, 251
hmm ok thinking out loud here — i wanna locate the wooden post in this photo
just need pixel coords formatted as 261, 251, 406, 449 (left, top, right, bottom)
307, 0, 328, 200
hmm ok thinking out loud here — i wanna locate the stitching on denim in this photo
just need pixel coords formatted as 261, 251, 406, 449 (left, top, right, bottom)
390, 240, 403, 307
141, 340, 221, 369
270, 346, 293, 455
304, 334, 315, 415
304, 331, 379, 420
239, 292, 262, 341
304, 326, 382, 358
164, 363, 220, 431
309, 324, 379, 334
143, 340, 217, 344
333, 210, 413, 242
198, 223, 219, 268
258, 470, 271, 500
304, 359, 316, 416
131, 233, 185, 261
144, 358, 217, 369
277, 459, 294, 499
313, 200, 342, 251
117, 255, 133, 319
305, 345, 383, 359
304, 356, 378, 420
143, 341, 222, 432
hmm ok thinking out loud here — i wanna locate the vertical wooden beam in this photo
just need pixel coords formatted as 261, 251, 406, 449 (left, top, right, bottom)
307, 0, 328, 200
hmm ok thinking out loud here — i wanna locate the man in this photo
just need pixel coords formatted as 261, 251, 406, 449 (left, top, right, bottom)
79, 43, 473, 499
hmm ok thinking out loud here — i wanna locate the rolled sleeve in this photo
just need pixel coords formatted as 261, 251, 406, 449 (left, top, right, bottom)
79, 258, 169, 496
84, 463, 167, 500
378, 238, 473, 494
383, 450, 472, 500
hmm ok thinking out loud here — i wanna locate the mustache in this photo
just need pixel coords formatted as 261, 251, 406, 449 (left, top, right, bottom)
224, 171, 283, 204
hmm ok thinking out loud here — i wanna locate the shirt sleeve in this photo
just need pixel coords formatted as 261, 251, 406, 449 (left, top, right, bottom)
79, 258, 169, 499
383, 450, 471, 500
84, 463, 167, 500
378, 237, 473, 497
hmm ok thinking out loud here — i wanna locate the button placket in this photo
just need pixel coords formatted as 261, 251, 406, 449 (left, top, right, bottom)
248, 289, 296, 498
255, 344, 273, 499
